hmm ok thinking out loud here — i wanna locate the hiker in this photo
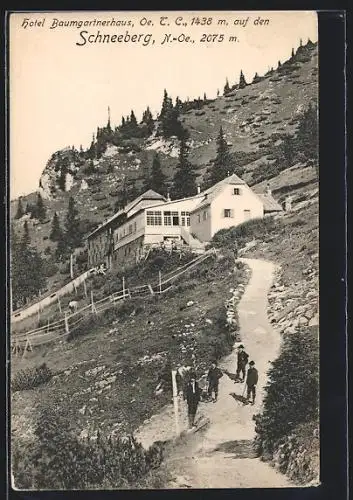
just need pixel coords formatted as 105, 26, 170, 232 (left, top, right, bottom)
207, 360, 223, 402
68, 300, 78, 313
236, 345, 249, 382
246, 361, 259, 405
184, 372, 202, 428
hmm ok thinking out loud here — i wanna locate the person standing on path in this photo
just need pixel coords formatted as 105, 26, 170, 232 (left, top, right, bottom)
246, 361, 258, 405
184, 372, 202, 428
207, 361, 223, 402
236, 345, 249, 382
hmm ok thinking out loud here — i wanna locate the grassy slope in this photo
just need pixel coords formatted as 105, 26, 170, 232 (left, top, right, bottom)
10, 44, 318, 271
11, 254, 249, 443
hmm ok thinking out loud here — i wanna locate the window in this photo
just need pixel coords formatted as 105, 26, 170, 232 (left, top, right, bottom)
197, 214, 201, 223
181, 211, 190, 226
172, 211, 179, 226
203, 211, 208, 221
224, 209, 234, 218
164, 211, 172, 226
146, 211, 162, 225
128, 224, 133, 235
233, 188, 241, 195
134, 222, 137, 232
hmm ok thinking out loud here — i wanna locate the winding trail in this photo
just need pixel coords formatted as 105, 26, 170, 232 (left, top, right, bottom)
136, 259, 294, 488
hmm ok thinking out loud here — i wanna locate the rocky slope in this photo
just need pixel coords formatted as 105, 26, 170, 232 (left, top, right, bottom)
11, 41, 318, 260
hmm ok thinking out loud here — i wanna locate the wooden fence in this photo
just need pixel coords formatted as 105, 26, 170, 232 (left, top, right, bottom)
11, 249, 216, 357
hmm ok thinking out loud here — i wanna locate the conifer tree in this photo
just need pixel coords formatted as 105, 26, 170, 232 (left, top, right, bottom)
204, 126, 233, 187
160, 89, 173, 120
223, 78, 230, 95
175, 96, 183, 112
171, 136, 197, 199
11, 221, 46, 307
142, 154, 167, 196
141, 106, 154, 134
252, 72, 261, 84
297, 102, 318, 163
239, 70, 247, 89
14, 198, 24, 219
65, 197, 82, 251
130, 110, 138, 127
22, 220, 31, 247
291, 47, 295, 58
36, 192, 46, 222
204, 92, 207, 101
49, 212, 62, 242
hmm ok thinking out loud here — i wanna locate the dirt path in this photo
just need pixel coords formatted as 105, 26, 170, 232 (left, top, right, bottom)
136, 259, 294, 488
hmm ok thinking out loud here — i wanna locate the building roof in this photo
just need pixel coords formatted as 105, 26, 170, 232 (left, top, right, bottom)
257, 193, 283, 212
191, 173, 246, 212
87, 189, 166, 239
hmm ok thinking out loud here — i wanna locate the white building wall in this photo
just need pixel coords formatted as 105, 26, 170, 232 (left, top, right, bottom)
190, 208, 212, 242
210, 184, 263, 238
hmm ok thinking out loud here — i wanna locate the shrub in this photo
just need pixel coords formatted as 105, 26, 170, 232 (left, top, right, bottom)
11, 363, 53, 392
43, 260, 59, 278
211, 217, 278, 251
12, 403, 165, 490
255, 326, 319, 456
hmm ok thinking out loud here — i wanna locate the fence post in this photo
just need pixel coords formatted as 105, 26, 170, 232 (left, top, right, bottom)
58, 296, 62, 313
64, 313, 70, 335
122, 277, 125, 299
159, 271, 162, 294
83, 279, 88, 299
22, 335, 32, 360
171, 370, 180, 436
91, 290, 97, 315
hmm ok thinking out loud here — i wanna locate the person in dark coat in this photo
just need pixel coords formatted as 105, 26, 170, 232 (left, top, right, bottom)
207, 361, 223, 402
236, 345, 249, 382
184, 372, 202, 428
246, 361, 258, 404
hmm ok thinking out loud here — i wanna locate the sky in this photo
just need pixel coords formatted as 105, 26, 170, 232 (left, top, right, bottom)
9, 11, 318, 200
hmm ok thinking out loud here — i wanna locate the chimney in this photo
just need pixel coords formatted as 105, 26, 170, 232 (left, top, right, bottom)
197, 185, 201, 194
266, 183, 272, 196
166, 189, 171, 202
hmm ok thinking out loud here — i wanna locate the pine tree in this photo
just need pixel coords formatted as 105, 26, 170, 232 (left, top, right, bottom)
86, 134, 96, 160
22, 220, 31, 247
36, 192, 46, 222
171, 136, 197, 199
130, 110, 138, 127
160, 89, 173, 120
11, 221, 46, 307
141, 106, 154, 134
50, 212, 62, 242
65, 197, 82, 251
14, 198, 24, 219
223, 78, 230, 95
175, 96, 183, 112
291, 47, 295, 58
217, 89, 220, 97
296, 102, 318, 163
204, 92, 207, 101
143, 154, 167, 196
252, 72, 261, 84
204, 126, 233, 187
278, 60, 282, 68
239, 70, 247, 89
